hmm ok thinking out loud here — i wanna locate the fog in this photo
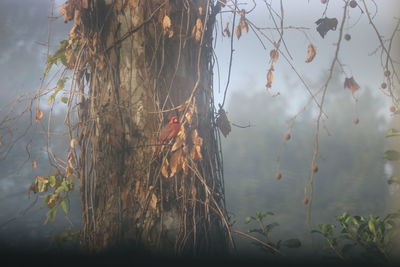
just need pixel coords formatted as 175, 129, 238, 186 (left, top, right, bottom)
0, 0, 399, 261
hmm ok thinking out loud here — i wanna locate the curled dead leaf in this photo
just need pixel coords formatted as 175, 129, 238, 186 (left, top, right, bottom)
235, 25, 242, 39
36, 108, 44, 122
216, 108, 231, 138
169, 148, 183, 177
162, 15, 174, 38
239, 10, 249, 33
150, 193, 158, 210
32, 160, 37, 169
270, 49, 279, 63
266, 67, 274, 88
191, 130, 203, 160
161, 158, 170, 178
305, 44, 316, 63
344, 76, 360, 94
70, 138, 78, 148
192, 18, 203, 41
60, 1, 74, 23
185, 104, 196, 125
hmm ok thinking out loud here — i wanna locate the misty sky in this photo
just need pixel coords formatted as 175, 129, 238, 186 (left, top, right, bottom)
1, 0, 399, 258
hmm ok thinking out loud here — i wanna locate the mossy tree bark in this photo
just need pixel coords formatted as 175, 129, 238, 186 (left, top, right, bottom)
71, 0, 232, 255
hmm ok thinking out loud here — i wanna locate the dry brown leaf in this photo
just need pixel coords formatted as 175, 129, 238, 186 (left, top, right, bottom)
169, 148, 183, 177
70, 138, 78, 148
149, 193, 158, 210
239, 10, 249, 33
344, 76, 360, 94
216, 108, 231, 137
32, 160, 37, 169
235, 25, 242, 39
60, 2, 73, 23
185, 104, 195, 125
266, 67, 274, 88
161, 159, 169, 178
223, 22, 231, 37
270, 49, 279, 63
191, 145, 203, 160
305, 44, 317, 63
162, 15, 174, 38
171, 135, 184, 152
192, 18, 203, 41
191, 130, 203, 160
36, 108, 44, 122
198, 7, 203, 15
182, 159, 189, 175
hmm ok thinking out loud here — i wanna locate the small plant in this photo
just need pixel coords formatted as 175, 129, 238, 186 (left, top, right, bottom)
28, 170, 74, 224
242, 211, 301, 255
312, 211, 400, 261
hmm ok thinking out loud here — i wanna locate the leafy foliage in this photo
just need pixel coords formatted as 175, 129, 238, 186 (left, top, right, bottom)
43, 40, 68, 78
312, 211, 400, 261
28, 171, 74, 224
245, 211, 301, 254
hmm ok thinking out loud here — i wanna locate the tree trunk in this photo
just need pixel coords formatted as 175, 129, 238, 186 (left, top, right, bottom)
70, 0, 232, 256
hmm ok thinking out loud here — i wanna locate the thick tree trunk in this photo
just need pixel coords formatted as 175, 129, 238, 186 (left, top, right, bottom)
73, 0, 232, 255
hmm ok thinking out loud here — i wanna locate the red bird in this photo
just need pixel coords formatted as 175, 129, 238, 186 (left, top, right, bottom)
158, 116, 181, 144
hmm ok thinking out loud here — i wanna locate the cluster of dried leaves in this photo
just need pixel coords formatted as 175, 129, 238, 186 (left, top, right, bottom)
160, 102, 204, 178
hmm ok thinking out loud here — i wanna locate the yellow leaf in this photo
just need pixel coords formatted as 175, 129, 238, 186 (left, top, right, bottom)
305, 44, 316, 63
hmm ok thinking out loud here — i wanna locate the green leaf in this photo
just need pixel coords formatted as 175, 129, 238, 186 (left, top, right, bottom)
245, 217, 252, 224
60, 199, 69, 214
311, 230, 323, 235
61, 97, 69, 104
48, 175, 56, 187
387, 176, 400, 185
282, 238, 301, 248
57, 77, 68, 90
368, 220, 376, 235
43, 40, 68, 77
384, 150, 400, 161
45, 207, 58, 224
386, 128, 400, 137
